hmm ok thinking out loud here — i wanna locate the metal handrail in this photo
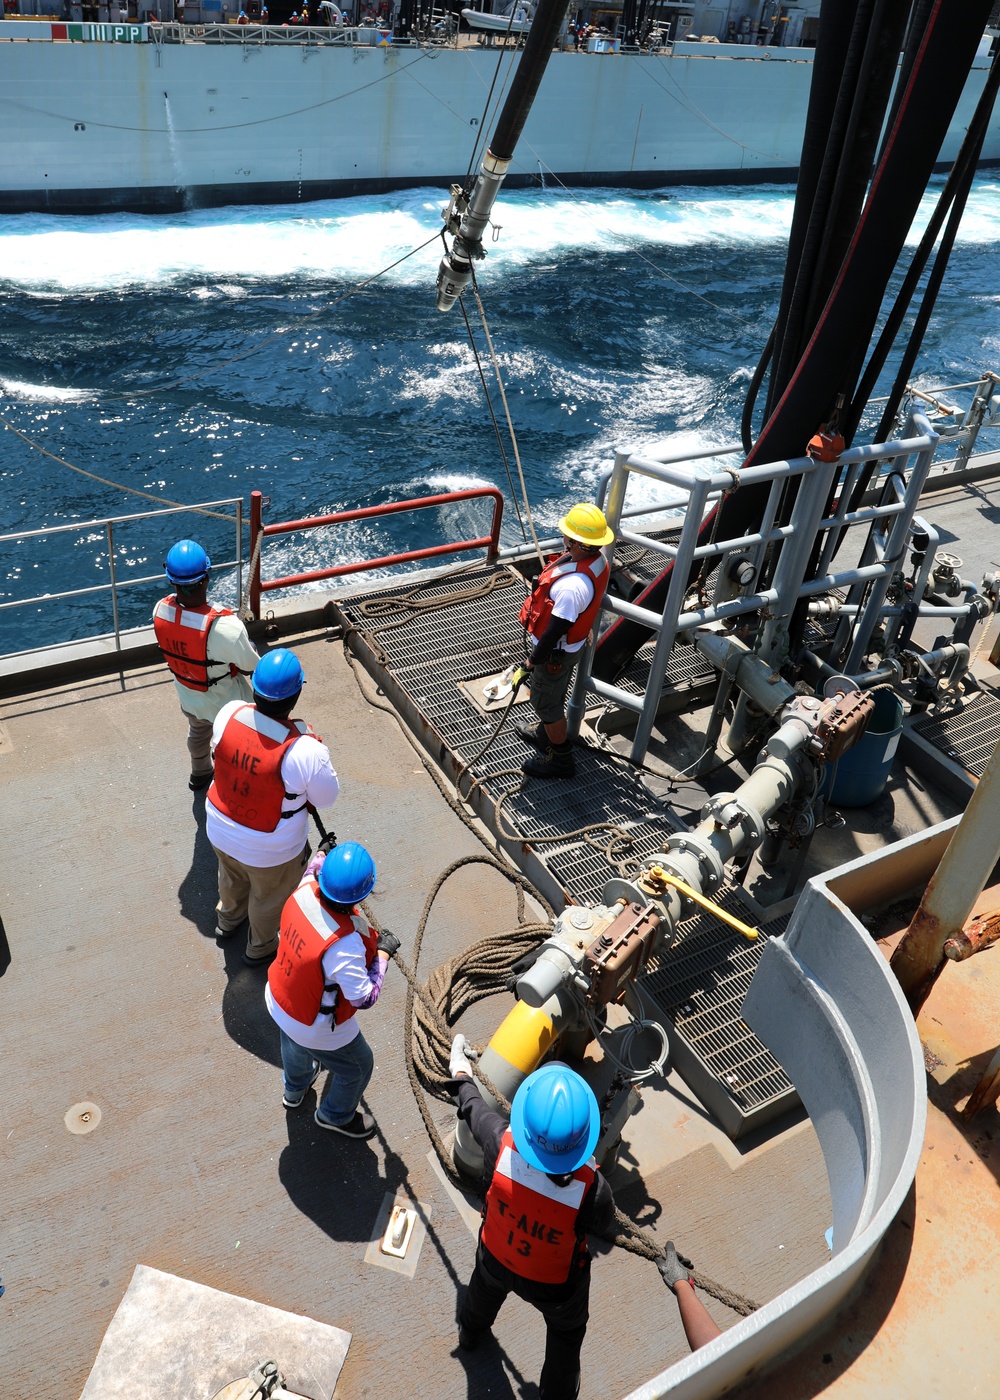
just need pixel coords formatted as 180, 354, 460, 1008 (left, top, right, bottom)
248, 486, 504, 618
566, 416, 942, 763
0, 497, 244, 659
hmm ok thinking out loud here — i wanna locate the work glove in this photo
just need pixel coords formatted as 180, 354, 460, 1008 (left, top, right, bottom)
318, 831, 338, 855
449, 1033, 478, 1080
657, 1241, 694, 1293
510, 663, 530, 694
304, 848, 326, 880
376, 929, 400, 958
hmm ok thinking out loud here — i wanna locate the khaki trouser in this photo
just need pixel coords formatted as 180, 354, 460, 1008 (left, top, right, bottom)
182, 711, 215, 778
212, 844, 308, 959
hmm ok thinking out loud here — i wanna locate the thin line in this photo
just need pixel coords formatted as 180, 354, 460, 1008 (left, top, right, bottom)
95, 231, 442, 401
644, 54, 787, 160
0, 55, 429, 135
513, 152, 758, 327
0, 411, 238, 520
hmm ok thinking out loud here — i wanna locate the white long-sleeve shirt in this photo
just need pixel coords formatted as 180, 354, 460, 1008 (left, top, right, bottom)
206, 700, 340, 866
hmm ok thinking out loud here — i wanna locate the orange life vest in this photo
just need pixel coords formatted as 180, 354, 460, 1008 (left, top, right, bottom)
153, 595, 235, 692
480, 1129, 595, 1284
518, 553, 608, 648
268, 880, 379, 1026
207, 704, 310, 832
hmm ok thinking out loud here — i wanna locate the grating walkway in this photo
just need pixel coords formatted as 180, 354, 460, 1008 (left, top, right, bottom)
336, 563, 796, 1135
910, 689, 1000, 779
640, 886, 795, 1135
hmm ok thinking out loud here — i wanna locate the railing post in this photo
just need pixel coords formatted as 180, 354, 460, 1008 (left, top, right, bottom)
567, 452, 629, 740
629, 468, 712, 764
488, 491, 504, 560
235, 497, 244, 613
250, 490, 263, 620
106, 521, 121, 655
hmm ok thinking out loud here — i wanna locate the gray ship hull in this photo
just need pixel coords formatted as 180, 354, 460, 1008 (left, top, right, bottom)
2, 33, 998, 215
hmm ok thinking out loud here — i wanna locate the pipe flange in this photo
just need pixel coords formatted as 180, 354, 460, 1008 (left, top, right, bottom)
657, 834, 727, 894
699, 791, 766, 848
602, 877, 649, 908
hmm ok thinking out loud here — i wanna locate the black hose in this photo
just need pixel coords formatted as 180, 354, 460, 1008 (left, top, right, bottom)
489, 0, 571, 160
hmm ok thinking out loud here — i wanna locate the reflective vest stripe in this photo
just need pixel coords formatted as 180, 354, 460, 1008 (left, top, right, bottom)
494, 1144, 588, 1208
268, 879, 378, 1026
227, 704, 305, 746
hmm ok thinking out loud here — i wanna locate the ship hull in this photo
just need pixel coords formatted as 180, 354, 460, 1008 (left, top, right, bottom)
0, 38, 998, 214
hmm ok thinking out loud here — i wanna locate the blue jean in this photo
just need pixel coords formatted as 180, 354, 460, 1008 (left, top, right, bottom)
279, 1027, 375, 1125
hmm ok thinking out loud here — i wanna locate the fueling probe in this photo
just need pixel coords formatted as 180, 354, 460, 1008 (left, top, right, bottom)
436, 0, 570, 312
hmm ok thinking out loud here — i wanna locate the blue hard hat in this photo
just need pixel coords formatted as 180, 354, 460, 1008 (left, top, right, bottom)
252, 648, 305, 701
318, 841, 376, 904
510, 1062, 600, 1174
165, 539, 211, 585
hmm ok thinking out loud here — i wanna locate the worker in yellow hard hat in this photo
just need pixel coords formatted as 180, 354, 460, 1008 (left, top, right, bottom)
515, 503, 615, 779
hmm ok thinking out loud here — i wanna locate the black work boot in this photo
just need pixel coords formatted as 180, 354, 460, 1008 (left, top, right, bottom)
522, 742, 576, 780
515, 719, 549, 752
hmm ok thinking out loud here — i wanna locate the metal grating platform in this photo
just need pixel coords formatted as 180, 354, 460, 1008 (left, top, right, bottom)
910, 690, 1000, 779
335, 562, 795, 1135
638, 885, 795, 1137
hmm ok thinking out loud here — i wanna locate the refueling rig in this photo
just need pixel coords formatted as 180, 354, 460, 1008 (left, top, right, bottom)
375, 397, 997, 1181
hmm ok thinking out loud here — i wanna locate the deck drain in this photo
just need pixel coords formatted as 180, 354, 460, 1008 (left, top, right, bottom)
65, 1101, 101, 1135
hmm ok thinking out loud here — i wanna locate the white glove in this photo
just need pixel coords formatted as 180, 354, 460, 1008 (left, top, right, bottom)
449, 1034, 478, 1079
304, 849, 325, 880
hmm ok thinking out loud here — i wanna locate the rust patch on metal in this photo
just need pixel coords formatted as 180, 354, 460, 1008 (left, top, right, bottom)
944, 908, 1000, 961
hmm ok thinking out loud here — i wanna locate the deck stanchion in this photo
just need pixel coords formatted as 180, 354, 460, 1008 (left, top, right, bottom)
249, 489, 263, 620
891, 731, 1000, 1012
106, 520, 121, 655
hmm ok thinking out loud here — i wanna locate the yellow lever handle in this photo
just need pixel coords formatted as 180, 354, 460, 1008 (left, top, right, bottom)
648, 868, 759, 942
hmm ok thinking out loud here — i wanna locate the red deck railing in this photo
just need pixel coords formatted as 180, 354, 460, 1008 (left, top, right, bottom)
248, 486, 504, 618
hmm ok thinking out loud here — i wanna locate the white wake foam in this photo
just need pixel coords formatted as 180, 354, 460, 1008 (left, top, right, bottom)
2, 178, 997, 294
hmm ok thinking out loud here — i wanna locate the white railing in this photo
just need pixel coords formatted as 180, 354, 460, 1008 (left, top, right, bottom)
0, 497, 244, 660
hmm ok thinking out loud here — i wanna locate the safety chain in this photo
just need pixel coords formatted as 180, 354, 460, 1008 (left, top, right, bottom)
342, 631, 760, 1317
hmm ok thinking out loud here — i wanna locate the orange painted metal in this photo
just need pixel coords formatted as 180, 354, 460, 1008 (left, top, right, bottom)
247, 486, 504, 617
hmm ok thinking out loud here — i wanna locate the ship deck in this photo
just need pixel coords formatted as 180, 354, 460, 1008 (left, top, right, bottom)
3, 473, 1000, 1398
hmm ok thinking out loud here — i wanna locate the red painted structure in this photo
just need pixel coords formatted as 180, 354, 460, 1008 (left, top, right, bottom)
248, 487, 504, 618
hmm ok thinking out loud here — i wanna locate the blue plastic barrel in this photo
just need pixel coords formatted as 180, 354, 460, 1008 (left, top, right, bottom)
825, 689, 904, 807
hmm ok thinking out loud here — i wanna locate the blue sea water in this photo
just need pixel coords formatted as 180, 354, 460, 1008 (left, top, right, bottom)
1, 180, 999, 652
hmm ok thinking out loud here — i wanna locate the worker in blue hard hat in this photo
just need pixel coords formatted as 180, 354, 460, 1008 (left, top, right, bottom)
152, 538, 261, 791
265, 840, 399, 1138
448, 1051, 614, 1399
205, 647, 340, 966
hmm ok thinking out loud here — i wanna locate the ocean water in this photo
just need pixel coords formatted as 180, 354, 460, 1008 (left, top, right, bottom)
1, 179, 999, 653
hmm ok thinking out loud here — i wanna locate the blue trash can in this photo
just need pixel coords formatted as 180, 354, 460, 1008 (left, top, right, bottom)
824, 689, 904, 807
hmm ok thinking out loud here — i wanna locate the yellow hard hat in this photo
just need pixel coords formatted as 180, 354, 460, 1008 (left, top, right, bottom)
558, 502, 615, 548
